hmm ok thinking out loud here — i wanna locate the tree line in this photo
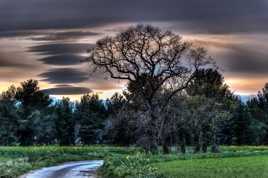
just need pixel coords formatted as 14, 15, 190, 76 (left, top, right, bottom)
0, 79, 108, 146
0, 74, 267, 152
0, 25, 268, 154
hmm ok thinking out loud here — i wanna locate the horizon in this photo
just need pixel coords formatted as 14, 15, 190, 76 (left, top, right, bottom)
0, 0, 268, 99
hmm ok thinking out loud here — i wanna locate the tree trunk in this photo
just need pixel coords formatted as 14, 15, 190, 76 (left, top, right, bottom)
180, 136, 186, 154
202, 143, 208, 153
211, 144, 219, 153
194, 130, 203, 153
142, 105, 159, 153
194, 143, 200, 153
211, 118, 220, 153
162, 143, 170, 154
211, 133, 220, 153
161, 123, 170, 154
160, 120, 170, 154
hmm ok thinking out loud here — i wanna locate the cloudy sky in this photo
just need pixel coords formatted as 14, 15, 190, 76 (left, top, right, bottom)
0, 0, 268, 99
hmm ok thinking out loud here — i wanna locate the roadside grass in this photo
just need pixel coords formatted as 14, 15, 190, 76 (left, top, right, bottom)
0, 146, 139, 178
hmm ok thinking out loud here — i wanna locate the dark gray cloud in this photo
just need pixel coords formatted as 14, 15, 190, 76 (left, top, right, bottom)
191, 36, 268, 76
0, 30, 100, 40
0, 52, 34, 69
30, 43, 94, 55
31, 31, 100, 41
219, 46, 268, 75
39, 68, 89, 84
38, 67, 122, 91
41, 85, 92, 95
38, 54, 85, 66
0, 58, 30, 68
0, 0, 267, 34
0, 30, 41, 38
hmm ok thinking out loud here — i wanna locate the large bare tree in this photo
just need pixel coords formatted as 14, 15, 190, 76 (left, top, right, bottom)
88, 25, 213, 151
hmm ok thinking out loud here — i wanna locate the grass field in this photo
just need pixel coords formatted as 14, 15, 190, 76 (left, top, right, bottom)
1, 146, 268, 178
154, 155, 268, 178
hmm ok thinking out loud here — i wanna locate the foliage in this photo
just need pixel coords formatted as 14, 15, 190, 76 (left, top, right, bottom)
15, 79, 51, 109
75, 94, 107, 144
0, 101, 19, 146
102, 153, 159, 178
55, 97, 75, 146
14, 80, 52, 146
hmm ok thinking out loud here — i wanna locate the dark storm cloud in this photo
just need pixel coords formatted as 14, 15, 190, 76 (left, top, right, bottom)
41, 85, 92, 95
31, 31, 100, 41
220, 46, 268, 75
30, 43, 94, 55
0, 30, 41, 38
0, 0, 267, 34
39, 68, 89, 84
38, 54, 85, 66
0, 30, 100, 40
0, 53, 33, 68
0, 58, 30, 68
191, 37, 268, 76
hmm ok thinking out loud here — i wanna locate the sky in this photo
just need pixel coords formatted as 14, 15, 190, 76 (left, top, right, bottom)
0, 0, 268, 100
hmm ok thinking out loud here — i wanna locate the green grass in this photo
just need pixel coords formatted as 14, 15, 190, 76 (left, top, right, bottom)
154, 155, 268, 178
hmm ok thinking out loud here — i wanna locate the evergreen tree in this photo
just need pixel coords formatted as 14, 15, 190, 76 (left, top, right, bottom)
76, 94, 106, 144
15, 80, 52, 146
246, 85, 268, 144
0, 86, 19, 145
186, 69, 232, 152
55, 97, 75, 146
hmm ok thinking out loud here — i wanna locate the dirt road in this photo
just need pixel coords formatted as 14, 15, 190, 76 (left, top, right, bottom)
20, 160, 103, 178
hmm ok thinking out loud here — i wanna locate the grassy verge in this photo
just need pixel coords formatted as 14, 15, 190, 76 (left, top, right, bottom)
0, 146, 138, 178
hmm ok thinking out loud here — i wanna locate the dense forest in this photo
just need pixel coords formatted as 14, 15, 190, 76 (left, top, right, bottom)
1, 25, 268, 154
0, 75, 268, 151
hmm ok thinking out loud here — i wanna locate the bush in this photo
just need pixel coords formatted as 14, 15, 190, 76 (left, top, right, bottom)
0, 158, 32, 178
101, 152, 160, 178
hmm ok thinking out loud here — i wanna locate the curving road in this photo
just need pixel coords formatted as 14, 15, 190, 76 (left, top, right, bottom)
20, 160, 104, 178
